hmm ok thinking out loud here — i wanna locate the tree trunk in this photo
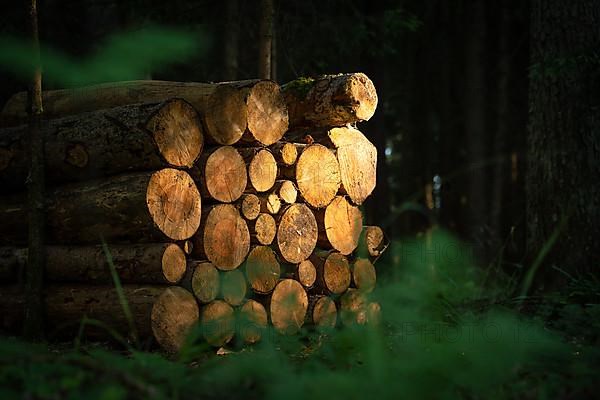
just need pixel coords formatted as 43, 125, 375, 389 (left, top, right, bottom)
282, 73, 378, 128
0, 169, 202, 244
0, 243, 187, 284
192, 204, 250, 270
269, 279, 308, 335
315, 196, 363, 255
258, 0, 274, 79
151, 286, 199, 353
259, 192, 281, 214
0, 99, 203, 190
222, 0, 239, 81
1, 80, 289, 147
276, 204, 318, 264
527, 0, 600, 283
244, 245, 280, 294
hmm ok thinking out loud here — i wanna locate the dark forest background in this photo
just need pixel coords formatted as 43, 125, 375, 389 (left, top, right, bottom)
0, 0, 532, 275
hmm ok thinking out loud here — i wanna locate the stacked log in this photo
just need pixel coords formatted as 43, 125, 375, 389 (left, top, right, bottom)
0, 73, 387, 352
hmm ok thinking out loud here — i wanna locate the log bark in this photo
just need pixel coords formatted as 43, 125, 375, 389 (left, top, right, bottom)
310, 250, 351, 295
351, 258, 376, 293
151, 286, 199, 353
276, 204, 318, 264
316, 196, 363, 255
249, 213, 276, 245
244, 245, 281, 294
270, 142, 299, 167
238, 299, 267, 344
221, 268, 247, 306
282, 73, 378, 128
239, 194, 261, 220
0, 284, 164, 340
294, 144, 341, 208
200, 299, 235, 347
308, 295, 337, 330
190, 261, 220, 304
195, 146, 247, 203
239, 148, 277, 192
358, 226, 388, 259
269, 279, 308, 335
0, 169, 201, 244
192, 204, 250, 270
0, 243, 186, 284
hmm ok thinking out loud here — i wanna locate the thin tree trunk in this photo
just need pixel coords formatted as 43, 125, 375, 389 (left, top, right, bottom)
223, 0, 239, 81
258, 0, 274, 79
24, 0, 45, 340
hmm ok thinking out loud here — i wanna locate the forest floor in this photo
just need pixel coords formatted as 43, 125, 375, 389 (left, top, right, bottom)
1, 230, 599, 399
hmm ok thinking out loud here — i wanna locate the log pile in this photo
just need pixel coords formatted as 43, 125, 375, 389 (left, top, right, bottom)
0, 73, 388, 352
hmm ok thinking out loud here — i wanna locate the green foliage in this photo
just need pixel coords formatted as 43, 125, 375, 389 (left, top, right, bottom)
0, 230, 597, 399
0, 26, 205, 87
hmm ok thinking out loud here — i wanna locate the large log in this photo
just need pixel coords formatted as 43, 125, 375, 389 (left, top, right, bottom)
238, 299, 267, 344
200, 299, 235, 347
282, 73, 378, 128
151, 286, 200, 353
195, 146, 247, 203
293, 144, 341, 208
0, 99, 203, 190
1, 80, 289, 146
0, 284, 163, 340
276, 204, 318, 264
0, 168, 202, 244
244, 245, 281, 294
310, 250, 351, 295
269, 279, 308, 335
316, 196, 363, 255
192, 204, 250, 270
0, 243, 186, 284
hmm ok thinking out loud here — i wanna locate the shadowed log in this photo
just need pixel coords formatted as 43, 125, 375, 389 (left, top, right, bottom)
191, 261, 220, 304
195, 146, 247, 203
276, 204, 318, 264
239, 194, 261, 220
200, 299, 235, 347
245, 245, 281, 294
308, 295, 337, 330
151, 286, 199, 353
0, 99, 203, 190
351, 258, 376, 293
282, 73, 378, 128
310, 250, 351, 295
358, 226, 389, 259
221, 268, 247, 306
269, 279, 308, 335
238, 299, 267, 344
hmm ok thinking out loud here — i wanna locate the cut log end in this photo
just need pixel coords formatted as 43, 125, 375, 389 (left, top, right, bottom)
261, 193, 281, 215
352, 258, 376, 293
222, 268, 247, 306
276, 180, 298, 204
245, 245, 281, 294
270, 279, 308, 335
191, 261, 220, 303
202, 146, 247, 203
362, 226, 387, 258
249, 149, 277, 192
245, 81, 289, 146
146, 168, 202, 241
344, 73, 378, 122
312, 296, 337, 330
199, 204, 250, 270
277, 204, 318, 264
151, 287, 199, 353
238, 299, 267, 344
321, 252, 351, 295
200, 300, 235, 347
340, 289, 379, 326
296, 144, 340, 208
252, 213, 277, 245
146, 98, 204, 168
297, 259, 317, 288
271, 142, 298, 166
161, 243, 187, 283
240, 194, 261, 220
204, 85, 248, 145
319, 196, 363, 255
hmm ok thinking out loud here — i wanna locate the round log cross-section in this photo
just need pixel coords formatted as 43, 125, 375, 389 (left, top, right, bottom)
250, 213, 277, 246
161, 243, 188, 283
310, 296, 337, 330
195, 204, 250, 270
352, 258, 376, 293
239, 194, 261, 220
295, 144, 340, 208
221, 269, 247, 306
245, 245, 281, 294
151, 286, 199, 353
311, 251, 351, 295
146, 168, 202, 241
317, 196, 363, 255
297, 259, 317, 288
243, 80, 289, 146
191, 261, 220, 303
200, 300, 235, 347
270, 279, 308, 335
247, 149, 278, 192
199, 146, 247, 203
277, 204, 318, 264
238, 299, 268, 344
